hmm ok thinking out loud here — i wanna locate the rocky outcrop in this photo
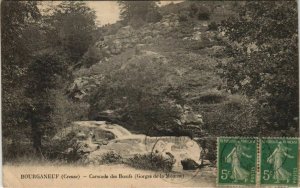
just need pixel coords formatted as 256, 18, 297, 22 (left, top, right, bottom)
81, 13, 182, 64
54, 121, 202, 168
67, 75, 104, 100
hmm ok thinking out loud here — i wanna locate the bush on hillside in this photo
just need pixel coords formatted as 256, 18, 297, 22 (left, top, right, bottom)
187, 3, 210, 20
145, 11, 162, 23
80, 45, 103, 68
189, 3, 199, 18
204, 139, 217, 163
129, 16, 146, 29
207, 21, 218, 31
178, 10, 189, 22
191, 95, 259, 162
99, 151, 123, 164
45, 131, 83, 163
198, 12, 210, 20
102, 21, 125, 36
126, 153, 175, 172
48, 89, 89, 135
220, 2, 298, 131
202, 95, 259, 137
197, 6, 210, 20
3, 140, 36, 163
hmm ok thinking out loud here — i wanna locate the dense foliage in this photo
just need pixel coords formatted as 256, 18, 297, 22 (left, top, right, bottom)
219, 2, 298, 132
2, 1, 95, 157
118, 1, 162, 27
126, 153, 175, 172
44, 2, 97, 63
2, 1, 41, 149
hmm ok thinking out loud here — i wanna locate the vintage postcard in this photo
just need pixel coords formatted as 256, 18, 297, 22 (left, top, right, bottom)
2, 1, 299, 187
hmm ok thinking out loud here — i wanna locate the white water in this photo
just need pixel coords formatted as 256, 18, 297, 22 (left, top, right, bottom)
98, 124, 132, 138
72, 121, 132, 138
69, 121, 202, 165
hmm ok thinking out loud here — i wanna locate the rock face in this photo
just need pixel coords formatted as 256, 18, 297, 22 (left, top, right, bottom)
54, 121, 202, 168
67, 75, 103, 100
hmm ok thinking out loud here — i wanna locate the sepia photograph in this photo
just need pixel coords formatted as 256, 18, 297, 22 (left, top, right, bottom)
1, 1, 299, 187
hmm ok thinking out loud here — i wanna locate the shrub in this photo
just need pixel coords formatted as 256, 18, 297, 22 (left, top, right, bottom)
197, 6, 210, 20
203, 138, 217, 163
80, 45, 103, 68
220, 1, 298, 131
202, 95, 259, 137
208, 21, 218, 31
126, 153, 175, 172
178, 11, 189, 22
48, 88, 89, 136
189, 3, 199, 17
145, 11, 162, 23
129, 16, 146, 29
3, 140, 36, 163
198, 12, 210, 20
44, 131, 83, 163
99, 151, 123, 164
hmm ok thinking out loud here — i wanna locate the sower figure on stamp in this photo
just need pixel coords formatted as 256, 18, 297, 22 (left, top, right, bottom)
267, 142, 294, 183
225, 141, 252, 183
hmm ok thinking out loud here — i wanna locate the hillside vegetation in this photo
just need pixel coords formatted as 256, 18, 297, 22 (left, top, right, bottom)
68, 2, 256, 137
2, 1, 298, 163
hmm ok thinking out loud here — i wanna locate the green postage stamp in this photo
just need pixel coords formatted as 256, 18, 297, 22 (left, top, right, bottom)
217, 137, 257, 185
260, 138, 299, 186
217, 137, 299, 186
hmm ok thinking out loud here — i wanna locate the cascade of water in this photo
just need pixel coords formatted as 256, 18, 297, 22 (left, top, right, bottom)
99, 124, 132, 138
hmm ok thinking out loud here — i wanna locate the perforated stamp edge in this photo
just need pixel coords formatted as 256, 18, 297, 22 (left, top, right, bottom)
259, 137, 299, 187
216, 136, 259, 187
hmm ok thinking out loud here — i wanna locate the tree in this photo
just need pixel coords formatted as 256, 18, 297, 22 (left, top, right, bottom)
25, 49, 68, 154
1, 1, 40, 93
21, 2, 97, 154
219, 2, 298, 131
44, 2, 97, 63
118, 1, 161, 27
1, 1, 41, 144
2, 1, 96, 157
